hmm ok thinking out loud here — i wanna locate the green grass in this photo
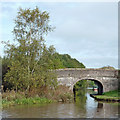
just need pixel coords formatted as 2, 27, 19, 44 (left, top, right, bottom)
95, 95, 120, 100
95, 90, 120, 100
102, 90, 120, 97
2, 97, 54, 107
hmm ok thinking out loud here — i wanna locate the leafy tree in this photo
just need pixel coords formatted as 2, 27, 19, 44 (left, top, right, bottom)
39, 45, 64, 69
2, 7, 86, 93
3, 7, 57, 92
0, 56, 2, 88
1, 57, 12, 91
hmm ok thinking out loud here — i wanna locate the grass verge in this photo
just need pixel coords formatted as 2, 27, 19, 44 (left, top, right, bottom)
2, 97, 54, 108
91, 90, 120, 102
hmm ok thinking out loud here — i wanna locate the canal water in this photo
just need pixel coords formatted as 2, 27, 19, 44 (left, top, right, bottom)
1, 90, 120, 118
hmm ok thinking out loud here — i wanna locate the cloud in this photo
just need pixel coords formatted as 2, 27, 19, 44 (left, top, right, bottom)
79, 56, 118, 68
45, 2, 118, 68
0, 2, 118, 68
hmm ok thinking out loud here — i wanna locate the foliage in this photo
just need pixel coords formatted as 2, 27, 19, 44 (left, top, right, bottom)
1, 6, 85, 107
2, 85, 73, 107
87, 80, 97, 87
102, 90, 120, 97
0, 57, 11, 90
0, 56, 2, 86
39, 45, 64, 69
52, 85, 73, 102
2, 57, 10, 79
54, 53, 85, 68
73, 80, 88, 106
39, 52, 85, 69
100, 66, 115, 70
2, 95, 53, 107
93, 90, 120, 101
2, 7, 57, 92
74, 80, 88, 91
75, 90, 87, 108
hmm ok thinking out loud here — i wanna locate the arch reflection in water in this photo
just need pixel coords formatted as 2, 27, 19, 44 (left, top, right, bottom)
73, 79, 103, 102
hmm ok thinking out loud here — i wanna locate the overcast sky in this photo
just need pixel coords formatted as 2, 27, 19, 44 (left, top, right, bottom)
0, 2, 118, 68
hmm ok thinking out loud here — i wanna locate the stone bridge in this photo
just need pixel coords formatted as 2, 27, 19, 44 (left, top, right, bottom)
55, 68, 119, 94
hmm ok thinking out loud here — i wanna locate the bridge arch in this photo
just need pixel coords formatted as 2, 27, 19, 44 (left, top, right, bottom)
56, 68, 118, 93
73, 79, 104, 95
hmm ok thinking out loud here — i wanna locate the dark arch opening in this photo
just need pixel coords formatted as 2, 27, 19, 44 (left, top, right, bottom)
73, 79, 103, 100
93, 79, 103, 95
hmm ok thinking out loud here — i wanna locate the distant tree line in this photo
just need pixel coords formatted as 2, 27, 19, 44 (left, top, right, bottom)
47, 53, 85, 69
100, 66, 115, 70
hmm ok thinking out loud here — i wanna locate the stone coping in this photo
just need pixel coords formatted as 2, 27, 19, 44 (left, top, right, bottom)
55, 68, 118, 71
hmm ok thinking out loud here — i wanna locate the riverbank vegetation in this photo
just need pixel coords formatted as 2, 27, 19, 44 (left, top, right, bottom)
2, 96, 53, 107
92, 90, 120, 102
2, 85, 73, 107
1, 7, 84, 107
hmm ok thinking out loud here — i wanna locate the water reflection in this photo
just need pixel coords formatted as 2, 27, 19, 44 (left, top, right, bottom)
74, 89, 119, 118
2, 89, 119, 118
75, 89, 87, 104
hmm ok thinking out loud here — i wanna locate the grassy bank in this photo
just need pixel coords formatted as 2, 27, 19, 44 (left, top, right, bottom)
2, 97, 53, 107
92, 90, 120, 102
2, 85, 73, 107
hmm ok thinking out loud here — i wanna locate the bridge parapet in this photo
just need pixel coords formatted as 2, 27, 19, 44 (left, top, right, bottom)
55, 68, 118, 78
55, 68, 119, 93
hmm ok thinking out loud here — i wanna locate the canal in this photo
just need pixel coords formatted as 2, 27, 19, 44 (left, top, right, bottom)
1, 89, 120, 118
